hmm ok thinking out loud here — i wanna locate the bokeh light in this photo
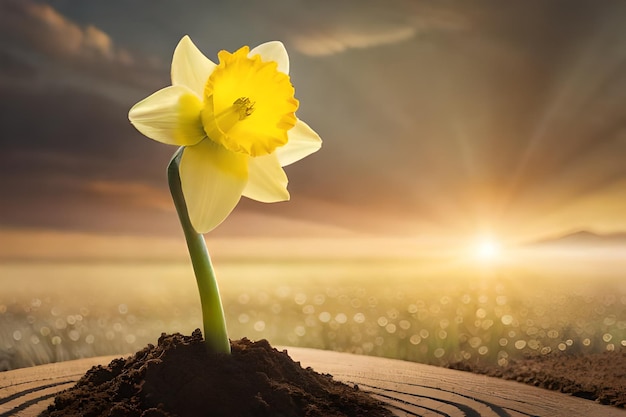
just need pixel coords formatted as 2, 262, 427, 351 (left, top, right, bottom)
0, 258, 624, 371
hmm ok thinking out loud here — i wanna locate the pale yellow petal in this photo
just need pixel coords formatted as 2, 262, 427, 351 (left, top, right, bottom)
242, 153, 290, 203
249, 41, 289, 74
129, 85, 205, 146
180, 140, 248, 233
276, 119, 322, 166
172, 35, 217, 96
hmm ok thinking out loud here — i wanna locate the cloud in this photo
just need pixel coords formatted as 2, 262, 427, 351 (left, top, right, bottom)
0, 228, 188, 262
291, 26, 416, 57
88, 180, 173, 212
0, 0, 131, 64
284, 1, 470, 56
0, 0, 166, 103
122, 0, 471, 58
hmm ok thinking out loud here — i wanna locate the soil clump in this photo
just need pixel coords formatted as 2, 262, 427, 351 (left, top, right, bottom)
448, 348, 626, 408
42, 330, 392, 417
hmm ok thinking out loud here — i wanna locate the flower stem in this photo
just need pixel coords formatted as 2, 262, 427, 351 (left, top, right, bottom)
167, 147, 230, 354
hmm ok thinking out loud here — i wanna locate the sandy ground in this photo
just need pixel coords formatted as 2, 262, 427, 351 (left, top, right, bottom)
448, 347, 626, 408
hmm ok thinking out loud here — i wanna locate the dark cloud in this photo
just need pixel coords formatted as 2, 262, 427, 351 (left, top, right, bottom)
0, 0, 124, 61
0, 0, 167, 102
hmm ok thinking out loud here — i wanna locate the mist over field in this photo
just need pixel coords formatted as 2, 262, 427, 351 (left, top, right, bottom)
2, 246, 624, 371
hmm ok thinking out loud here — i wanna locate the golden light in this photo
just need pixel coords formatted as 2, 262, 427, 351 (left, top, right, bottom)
473, 237, 502, 262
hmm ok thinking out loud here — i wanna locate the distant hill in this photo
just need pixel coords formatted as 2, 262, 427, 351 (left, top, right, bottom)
530, 230, 626, 247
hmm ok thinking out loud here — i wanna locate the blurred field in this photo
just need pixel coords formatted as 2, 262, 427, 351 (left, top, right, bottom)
1, 256, 625, 371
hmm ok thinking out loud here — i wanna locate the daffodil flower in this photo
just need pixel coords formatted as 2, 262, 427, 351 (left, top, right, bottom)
129, 35, 321, 233
128, 36, 321, 354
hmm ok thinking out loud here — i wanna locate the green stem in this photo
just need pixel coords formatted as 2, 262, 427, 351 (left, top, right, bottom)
167, 147, 230, 354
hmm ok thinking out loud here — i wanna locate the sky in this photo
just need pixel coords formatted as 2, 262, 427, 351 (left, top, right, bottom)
1, 0, 626, 259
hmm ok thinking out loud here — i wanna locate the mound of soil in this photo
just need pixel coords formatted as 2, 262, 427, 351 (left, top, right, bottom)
448, 348, 626, 408
42, 329, 392, 417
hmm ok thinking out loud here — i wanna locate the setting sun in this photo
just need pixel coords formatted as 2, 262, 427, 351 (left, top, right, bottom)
473, 237, 502, 262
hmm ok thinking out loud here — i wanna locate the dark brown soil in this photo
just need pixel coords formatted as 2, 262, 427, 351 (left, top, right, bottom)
41, 329, 392, 417
448, 348, 626, 408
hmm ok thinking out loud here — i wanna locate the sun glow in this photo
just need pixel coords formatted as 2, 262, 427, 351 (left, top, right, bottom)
472, 237, 502, 263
